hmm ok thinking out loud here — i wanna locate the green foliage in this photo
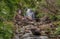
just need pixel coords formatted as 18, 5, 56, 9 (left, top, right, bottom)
0, 0, 17, 39
0, 21, 13, 39
0, 0, 20, 21
56, 15, 60, 20
54, 26, 60, 35
37, 13, 44, 18
48, 15, 57, 21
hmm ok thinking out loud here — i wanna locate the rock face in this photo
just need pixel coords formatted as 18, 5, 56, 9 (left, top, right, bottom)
13, 10, 57, 39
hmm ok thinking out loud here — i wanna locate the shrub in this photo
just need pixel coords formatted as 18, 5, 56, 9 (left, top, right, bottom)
0, 21, 13, 39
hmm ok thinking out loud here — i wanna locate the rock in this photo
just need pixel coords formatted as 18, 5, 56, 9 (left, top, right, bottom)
21, 32, 32, 39
40, 36, 49, 39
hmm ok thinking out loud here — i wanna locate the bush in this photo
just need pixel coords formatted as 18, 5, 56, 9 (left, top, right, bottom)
48, 15, 57, 21
0, 21, 14, 39
56, 15, 60, 21
54, 27, 60, 35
